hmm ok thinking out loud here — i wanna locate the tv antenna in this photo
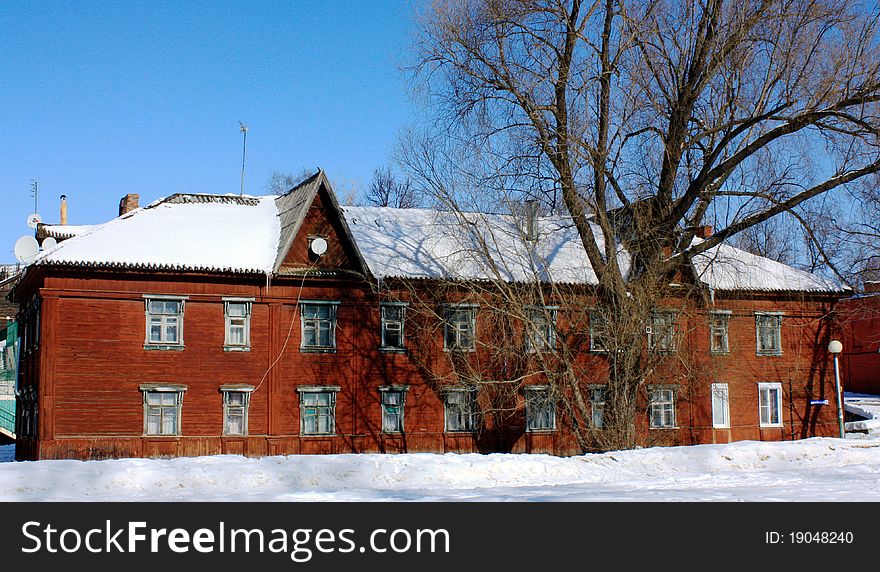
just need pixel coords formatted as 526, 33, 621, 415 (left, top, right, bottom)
239, 121, 248, 196
30, 179, 38, 213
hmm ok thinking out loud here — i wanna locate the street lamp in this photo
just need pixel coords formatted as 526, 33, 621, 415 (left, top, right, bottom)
828, 340, 844, 439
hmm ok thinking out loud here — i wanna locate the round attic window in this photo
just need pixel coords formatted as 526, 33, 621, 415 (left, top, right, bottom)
310, 237, 328, 256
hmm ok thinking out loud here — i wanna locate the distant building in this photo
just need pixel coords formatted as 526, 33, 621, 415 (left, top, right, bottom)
1, 268, 21, 442
11, 172, 850, 460
838, 282, 880, 395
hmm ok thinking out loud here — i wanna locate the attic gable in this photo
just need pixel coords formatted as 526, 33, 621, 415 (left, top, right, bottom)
272, 171, 370, 278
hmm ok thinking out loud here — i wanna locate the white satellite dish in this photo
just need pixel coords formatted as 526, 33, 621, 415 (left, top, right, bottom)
26, 213, 43, 229
310, 237, 328, 256
42, 236, 58, 250
14, 235, 40, 264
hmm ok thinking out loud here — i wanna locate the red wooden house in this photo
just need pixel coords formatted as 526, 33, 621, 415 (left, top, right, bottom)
12, 171, 849, 460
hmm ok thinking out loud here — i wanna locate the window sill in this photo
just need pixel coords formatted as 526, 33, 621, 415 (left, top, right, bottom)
759, 423, 784, 429
223, 345, 251, 352
649, 426, 679, 430
143, 434, 182, 438
300, 347, 337, 354
709, 351, 730, 356
443, 348, 477, 353
144, 344, 185, 351
378, 347, 407, 354
712, 425, 730, 429
756, 351, 783, 357
444, 430, 476, 434
525, 428, 557, 434
300, 433, 337, 438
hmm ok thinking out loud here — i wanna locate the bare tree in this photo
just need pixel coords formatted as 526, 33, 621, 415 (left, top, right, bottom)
363, 166, 421, 208
397, 0, 880, 450
265, 169, 314, 195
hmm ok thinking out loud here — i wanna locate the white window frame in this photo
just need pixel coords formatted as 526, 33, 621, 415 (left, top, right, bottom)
379, 385, 408, 433
299, 301, 339, 351
758, 382, 783, 427
590, 385, 606, 428
711, 382, 730, 428
524, 385, 556, 432
709, 310, 731, 355
589, 310, 608, 353
443, 387, 478, 432
648, 311, 677, 353
379, 303, 407, 351
140, 384, 187, 436
220, 385, 254, 436
297, 386, 340, 436
524, 306, 557, 352
649, 386, 676, 429
443, 304, 478, 352
223, 298, 253, 351
143, 294, 187, 349
755, 312, 783, 356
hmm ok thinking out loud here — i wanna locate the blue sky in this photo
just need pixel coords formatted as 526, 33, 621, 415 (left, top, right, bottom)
0, 1, 419, 262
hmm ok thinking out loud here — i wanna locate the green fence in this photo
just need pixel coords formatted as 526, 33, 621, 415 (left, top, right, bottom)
0, 320, 17, 438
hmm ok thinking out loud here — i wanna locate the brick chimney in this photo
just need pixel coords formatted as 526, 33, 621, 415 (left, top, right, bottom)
695, 225, 713, 239
119, 193, 140, 216
60, 194, 68, 225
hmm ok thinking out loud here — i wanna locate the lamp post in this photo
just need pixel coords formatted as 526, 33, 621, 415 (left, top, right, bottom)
828, 340, 844, 439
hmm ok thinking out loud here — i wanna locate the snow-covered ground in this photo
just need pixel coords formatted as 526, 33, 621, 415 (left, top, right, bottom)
1, 436, 879, 501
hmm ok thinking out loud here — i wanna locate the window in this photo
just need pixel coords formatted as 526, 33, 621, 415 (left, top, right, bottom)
16, 386, 37, 438
144, 296, 185, 348
649, 387, 676, 428
300, 302, 339, 350
298, 387, 339, 435
380, 303, 407, 350
590, 310, 608, 352
709, 311, 730, 354
524, 386, 556, 431
221, 386, 253, 436
711, 383, 730, 428
444, 388, 478, 432
224, 299, 252, 350
380, 386, 408, 433
756, 313, 783, 356
758, 382, 783, 427
141, 385, 186, 436
525, 306, 557, 351
590, 385, 606, 428
19, 297, 41, 352
444, 305, 477, 351
648, 311, 676, 352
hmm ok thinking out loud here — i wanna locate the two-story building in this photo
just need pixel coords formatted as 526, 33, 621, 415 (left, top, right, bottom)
12, 171, 849, 460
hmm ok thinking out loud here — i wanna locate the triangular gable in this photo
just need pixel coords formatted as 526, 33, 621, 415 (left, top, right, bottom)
272, 170, 371, 278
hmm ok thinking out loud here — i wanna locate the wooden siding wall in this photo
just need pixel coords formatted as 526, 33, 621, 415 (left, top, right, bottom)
15, 271, 841, 460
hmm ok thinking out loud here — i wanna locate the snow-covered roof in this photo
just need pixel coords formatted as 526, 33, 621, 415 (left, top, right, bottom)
35, 194, 280, 274
343, 206, 629, 284
691, 239, 846, 293
343, 206, 847, 293
29, 174, 847, 293
39, 224, 95, 239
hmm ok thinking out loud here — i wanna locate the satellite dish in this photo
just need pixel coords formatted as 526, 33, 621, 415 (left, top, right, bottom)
42, 236, 58, 250
26, 213, 42, 229
310, 237, 328, 256
14, 235, 40, 264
